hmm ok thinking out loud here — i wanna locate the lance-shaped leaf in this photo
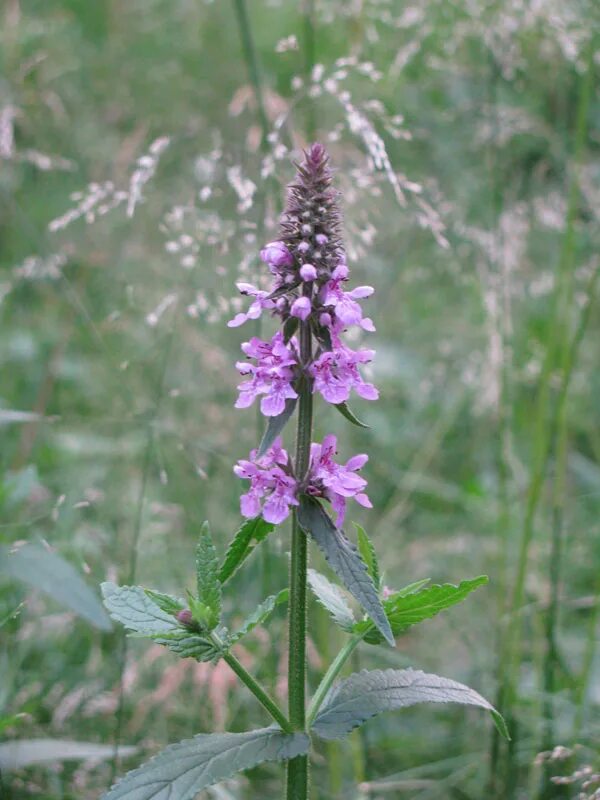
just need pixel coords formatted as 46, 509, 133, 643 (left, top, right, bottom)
307, 569, 355, 631
143, 589, 185, 616
354, 524, 380, 589
218, 517, 275, 584
0, 543, 111, 630
195, 522, 221, 630
355, 577, 488, 644
257, 397, 297, 459
102, 726, 310, 800
312, 668, 508, 741
229, 589, 288, 645
297, 497, 393, 646
334, 402, 370, 429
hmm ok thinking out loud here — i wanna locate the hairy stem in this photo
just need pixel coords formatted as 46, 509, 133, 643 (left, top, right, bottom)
286, 315, 313, 799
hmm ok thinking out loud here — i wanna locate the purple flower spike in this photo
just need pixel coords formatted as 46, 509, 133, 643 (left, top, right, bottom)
309, 345, 379, 405
235, 331, 298, 417
306, 434, 372, 527
234, 438, 299, 524
228, 282, 275, 328
290, 296, 312, 321
260, 241, 294, 268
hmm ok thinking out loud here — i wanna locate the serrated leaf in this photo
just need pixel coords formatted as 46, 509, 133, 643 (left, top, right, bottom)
395, 579, 431, 597
196, 522, 221, 630
143, 589, 185, 616
229, 589, 288, 645
152, 629, 222, 662
257, 397, 297, 459
356, 577, 488, 644
334, 402, 370, 429
354, 524, 380, 589
101, 583, 177, 635
102, 726, 310, 800
102, 584, 223, 662
312, 668, 508, 741
307, 569, 355, 631
218, 517, 275, 584
297, 497, 393, 647
0, 543, 111, 630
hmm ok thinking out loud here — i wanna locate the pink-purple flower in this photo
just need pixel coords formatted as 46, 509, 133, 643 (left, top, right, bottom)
319, 264, 375, 332
234, 438, 298, 524
235, 331, 298, 417
306, 434, 372, 526
228, 282, 275, 328
309, 345, 379, 405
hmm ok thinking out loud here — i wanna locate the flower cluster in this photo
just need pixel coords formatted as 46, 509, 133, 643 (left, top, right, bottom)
235, 332, 298, 417
231, 144, 378, 527
234, 436, 371, 527
234, 439, 297, 524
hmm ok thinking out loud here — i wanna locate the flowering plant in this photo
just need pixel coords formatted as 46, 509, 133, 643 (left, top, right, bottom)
100, 145, 507, 800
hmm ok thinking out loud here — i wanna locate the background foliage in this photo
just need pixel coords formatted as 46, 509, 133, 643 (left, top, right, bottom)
1, 0, 599, 797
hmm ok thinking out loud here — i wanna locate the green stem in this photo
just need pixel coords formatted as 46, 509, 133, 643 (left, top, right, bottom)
210, 633, 292, 733
286, 315, 313, 800
231, 0, 270, 148
307, 634, 363, 726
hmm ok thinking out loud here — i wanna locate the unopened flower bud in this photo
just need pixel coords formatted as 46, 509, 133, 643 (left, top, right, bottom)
300, 264, 317, 281
176, 609, 195, 627
290, 296, 312, 321
316, 233, 328, 245
319, 312, 332, 328
260, 241, 294, 268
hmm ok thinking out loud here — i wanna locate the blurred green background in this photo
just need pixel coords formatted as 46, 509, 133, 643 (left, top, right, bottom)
1, 1, 599, 798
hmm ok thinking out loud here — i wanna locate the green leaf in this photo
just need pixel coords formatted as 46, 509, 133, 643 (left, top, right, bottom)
307, 569, 355, 631
102, 726, 310, 800
195, 522, 221, 630
151, 628, 223, 662
282, 315, 299, 343
143, 589, 185, 616
101, 583, 178, 635
0, 543, 111, 630
218, 517, 275, 584
312, 668, 508, 741
297, 497, 394, 647
354, 524, 380, 589
356, 577, 488, 644
334, 402, 370, 428
257, 397, 297, 459
101, 583, 222, 662
229, 589, 288, 645
394, 579, 431, 597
